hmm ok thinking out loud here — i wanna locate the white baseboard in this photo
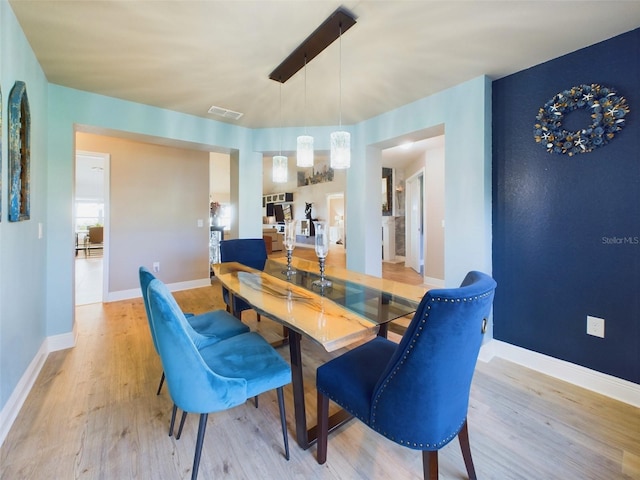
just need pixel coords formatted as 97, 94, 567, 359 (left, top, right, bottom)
0, 341, 48, 447
105, 277, 212, 302
479, 339, 640, 407
424, 276, 445, 287
0, 322, 78, 447
47, 323, 78, 352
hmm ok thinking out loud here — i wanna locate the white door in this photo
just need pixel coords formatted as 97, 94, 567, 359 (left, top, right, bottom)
406, 171, 424, 274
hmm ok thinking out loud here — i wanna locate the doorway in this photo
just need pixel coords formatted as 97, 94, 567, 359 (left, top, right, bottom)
74, 151, 109, 305
405, 170, 424, 274
326, 193, 345, 248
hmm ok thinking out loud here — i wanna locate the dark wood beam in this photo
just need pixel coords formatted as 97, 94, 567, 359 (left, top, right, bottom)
269, 7, 357, 83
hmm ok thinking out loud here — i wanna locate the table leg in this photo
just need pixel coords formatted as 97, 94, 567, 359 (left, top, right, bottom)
288, 330, 353, 450
288, 331, 309, 448
377, 322, 389, 338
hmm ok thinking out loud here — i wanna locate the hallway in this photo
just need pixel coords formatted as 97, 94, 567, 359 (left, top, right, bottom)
75, 253, 102, 305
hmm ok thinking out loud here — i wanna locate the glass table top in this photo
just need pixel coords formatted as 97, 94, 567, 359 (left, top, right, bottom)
262, 259, 419, 326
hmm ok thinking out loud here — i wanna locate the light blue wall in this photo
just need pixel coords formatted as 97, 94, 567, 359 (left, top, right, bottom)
1, 0, 492, 415
0, 0, 49, 408
46, 86, 260, 336
350, 76, 492, 284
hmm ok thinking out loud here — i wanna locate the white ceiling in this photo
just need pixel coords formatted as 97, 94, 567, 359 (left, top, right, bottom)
10, 1, 640, 131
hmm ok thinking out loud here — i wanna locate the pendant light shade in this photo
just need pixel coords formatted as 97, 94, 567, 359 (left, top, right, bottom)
273, 154, 288, 183
296, 135, 314, 167
330, 131, 350, 169
330, 24, 350, 170
273, 81, 288, 183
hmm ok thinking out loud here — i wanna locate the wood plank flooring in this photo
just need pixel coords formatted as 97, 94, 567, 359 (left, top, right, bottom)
1, 257, 639, 479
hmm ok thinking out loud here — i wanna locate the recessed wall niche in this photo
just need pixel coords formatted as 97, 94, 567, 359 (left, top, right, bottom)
8, 81, 31, 222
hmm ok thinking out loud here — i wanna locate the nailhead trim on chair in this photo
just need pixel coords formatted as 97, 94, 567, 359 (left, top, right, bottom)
368, 290, 493, 448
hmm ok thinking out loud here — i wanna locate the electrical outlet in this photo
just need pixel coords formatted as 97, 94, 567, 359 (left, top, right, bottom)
587, 315, 605, 338
153, 262, 160, 273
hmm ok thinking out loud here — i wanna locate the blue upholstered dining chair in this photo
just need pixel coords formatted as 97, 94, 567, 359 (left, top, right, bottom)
139, 266, 249, 395
147, 278, 291, 480
219, 238, 268, 320
316, 271, 496, 480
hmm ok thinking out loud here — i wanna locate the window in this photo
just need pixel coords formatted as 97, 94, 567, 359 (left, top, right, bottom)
75, 201, 104, 231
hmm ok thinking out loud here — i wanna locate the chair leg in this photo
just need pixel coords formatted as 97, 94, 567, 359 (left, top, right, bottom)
316, 390, 329, 464
277, 387, 290, 460
254, 395, 259, 408
458, 419, 477, 480
169, 404, 178, 436
156, 371, 165, 395
176, 411, 188, 439
191, 414, 208, 480
422, 450, 438, 480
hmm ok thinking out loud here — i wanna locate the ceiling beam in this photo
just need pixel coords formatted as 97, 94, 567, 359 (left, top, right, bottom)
269, 7, 357, 84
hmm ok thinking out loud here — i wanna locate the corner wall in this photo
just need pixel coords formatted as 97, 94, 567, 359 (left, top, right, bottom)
0, 0, 49, 424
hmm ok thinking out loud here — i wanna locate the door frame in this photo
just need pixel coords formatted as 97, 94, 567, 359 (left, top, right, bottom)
405, 169, 424, 274
74, 150, 110, 304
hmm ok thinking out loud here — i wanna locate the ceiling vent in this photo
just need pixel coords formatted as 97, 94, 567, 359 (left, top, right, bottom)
207, 105, 244, 120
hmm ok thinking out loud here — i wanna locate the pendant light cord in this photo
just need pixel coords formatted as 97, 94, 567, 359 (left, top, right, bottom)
338, 24, 343, 128
304, 56, 308, 135
279, 79, 283, 155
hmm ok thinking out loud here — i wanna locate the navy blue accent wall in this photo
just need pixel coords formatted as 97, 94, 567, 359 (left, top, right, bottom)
492, 28, 640, 383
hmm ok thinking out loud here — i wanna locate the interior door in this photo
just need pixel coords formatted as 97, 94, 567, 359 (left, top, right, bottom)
406, 171, 424, 274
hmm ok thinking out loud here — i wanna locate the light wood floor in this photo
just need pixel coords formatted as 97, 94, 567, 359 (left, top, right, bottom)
2, 259, 639, 479
75, 254, 103, 306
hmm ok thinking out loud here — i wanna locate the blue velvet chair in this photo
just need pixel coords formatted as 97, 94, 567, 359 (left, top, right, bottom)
219, 238, 268, 320
316, 271, 496, 480
139, 266, 250, 395
147, 278, 291, 480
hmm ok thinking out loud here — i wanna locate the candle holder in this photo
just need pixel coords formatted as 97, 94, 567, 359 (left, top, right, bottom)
282, 219, 297, 276
312, 220, 332, 288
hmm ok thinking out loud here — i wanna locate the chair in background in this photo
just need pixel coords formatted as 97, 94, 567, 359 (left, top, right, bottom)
139, 267, 249, 396
147, 278, 291, 480
316, 271, 497, 480
219, 238, 268, 321
84, 225, 104, 256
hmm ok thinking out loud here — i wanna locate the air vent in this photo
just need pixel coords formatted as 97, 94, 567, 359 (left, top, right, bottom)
207, 105, 244, 120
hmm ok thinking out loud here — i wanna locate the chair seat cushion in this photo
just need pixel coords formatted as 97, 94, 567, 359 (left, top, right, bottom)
187, 309, 250, 349
316, 336, 396, 424
199, 332, 291, 399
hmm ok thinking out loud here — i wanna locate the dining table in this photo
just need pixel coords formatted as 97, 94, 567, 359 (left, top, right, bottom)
212, 256, 433, 450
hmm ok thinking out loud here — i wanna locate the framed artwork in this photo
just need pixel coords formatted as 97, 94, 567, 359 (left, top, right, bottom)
8, 81, 31, 222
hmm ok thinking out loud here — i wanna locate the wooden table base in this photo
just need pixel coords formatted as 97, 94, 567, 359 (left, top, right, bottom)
288, 331, 353, 449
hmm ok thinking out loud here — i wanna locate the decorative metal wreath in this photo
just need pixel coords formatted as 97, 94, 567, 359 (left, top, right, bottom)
534, 83, 630, 156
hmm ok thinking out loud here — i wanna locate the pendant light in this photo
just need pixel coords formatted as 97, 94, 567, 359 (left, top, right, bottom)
330, 24, 350, 169
273, 80, 288, 183
296, 56, 314, 167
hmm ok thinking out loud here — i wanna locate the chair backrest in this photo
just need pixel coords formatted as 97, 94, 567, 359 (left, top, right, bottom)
370, 271, 496, 449
219, 238, 268, 271
147, 278, 247, 413
139, 266, 212, 350
139, 266, 160, 353
88, 226, 103, 244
